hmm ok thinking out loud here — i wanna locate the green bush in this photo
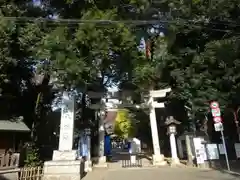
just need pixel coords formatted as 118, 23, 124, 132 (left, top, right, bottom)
24, 144, 42, 167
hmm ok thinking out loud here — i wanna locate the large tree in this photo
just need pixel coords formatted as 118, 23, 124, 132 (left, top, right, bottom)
131, 0, 240, 110
2, 0, 240, 143
120, 0, 240, 136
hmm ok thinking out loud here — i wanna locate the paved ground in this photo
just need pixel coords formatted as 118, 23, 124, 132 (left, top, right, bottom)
82, 167, 240, 180
87, 148, 240, 180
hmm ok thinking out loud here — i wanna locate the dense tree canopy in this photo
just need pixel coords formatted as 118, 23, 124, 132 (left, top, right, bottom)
1, 0, 240, 140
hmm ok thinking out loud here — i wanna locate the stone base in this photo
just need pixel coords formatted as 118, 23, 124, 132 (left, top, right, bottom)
52, 150, 77, 161
152, 154, 167, 166
43, 160, 82, 180
170, 158, 181, 166
84, 160, 92, 172
94, 156, 108, 168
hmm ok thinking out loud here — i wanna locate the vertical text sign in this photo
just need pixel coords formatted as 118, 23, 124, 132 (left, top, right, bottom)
59, 92, 75, 151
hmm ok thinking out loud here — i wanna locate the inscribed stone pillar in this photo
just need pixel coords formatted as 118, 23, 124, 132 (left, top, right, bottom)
58, 92, 75, 152
44, 92, 81, 180
52, 91, 77, 160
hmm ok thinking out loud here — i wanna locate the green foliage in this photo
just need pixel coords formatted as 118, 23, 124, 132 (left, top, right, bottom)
114, 109, 136, 138
24, 145, 42, 167
131, 0, 240, 118
1, 0, 240, 137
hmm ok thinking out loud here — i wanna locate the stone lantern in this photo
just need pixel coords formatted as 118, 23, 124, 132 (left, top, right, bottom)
165, 116, 181, 166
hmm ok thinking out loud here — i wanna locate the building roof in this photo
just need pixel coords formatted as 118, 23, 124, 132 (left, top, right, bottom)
0, 120, 30, 132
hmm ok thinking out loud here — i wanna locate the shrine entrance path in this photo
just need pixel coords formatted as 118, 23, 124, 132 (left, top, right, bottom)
82, 167, 239, 180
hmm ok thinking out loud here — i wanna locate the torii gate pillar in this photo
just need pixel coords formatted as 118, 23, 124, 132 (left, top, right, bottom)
149, 88, 171, 166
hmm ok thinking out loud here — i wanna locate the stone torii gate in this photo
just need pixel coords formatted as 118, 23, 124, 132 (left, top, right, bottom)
89, 88, 171, 166
43, 88, 171, 178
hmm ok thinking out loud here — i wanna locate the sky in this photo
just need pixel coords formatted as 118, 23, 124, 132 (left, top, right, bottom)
33, 0, 41, 6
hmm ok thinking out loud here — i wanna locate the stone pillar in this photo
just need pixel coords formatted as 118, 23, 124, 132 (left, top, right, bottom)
84, 128, 92, 172
177, 139, 184, 159
44, 92, 81, 180
186, 135, 194, 166
96, 110, 107, 167
149, 97, 166, 166
58, 92, 75, 152
169, 133, 180, 165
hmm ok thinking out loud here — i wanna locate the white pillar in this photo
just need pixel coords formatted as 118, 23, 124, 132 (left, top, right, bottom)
87, 133, 91, 161
149, 97, 161, 155
170, 134, 178, 159
170, 133, 180, 165
44, 92, 82, 180
149, 97, 166, 165
98, 111, 105, 157
85, 128, 92, 172
52, 92, 77, 161
59, 92, 75, 151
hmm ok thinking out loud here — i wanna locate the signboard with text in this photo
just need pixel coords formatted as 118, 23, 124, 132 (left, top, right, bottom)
210, 101, 223, 131
209, 101, 230, 171
213, 116, 222, 123
211, 108, 221, 117
210, 101, 219, 109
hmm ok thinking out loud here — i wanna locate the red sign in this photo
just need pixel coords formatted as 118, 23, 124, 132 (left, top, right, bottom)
211, 108, 221, 117
210, 101, 219, 109
210, 101, 222, 125
213, 116, 222, 123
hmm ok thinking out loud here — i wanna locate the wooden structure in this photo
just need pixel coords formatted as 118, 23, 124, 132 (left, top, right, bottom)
0, 166, 43, 180
19, 166, 43, 180
0, 153, 19, 170
0, 118, 30, 153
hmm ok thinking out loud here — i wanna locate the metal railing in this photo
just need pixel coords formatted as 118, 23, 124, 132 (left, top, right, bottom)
121, 153, 143, 168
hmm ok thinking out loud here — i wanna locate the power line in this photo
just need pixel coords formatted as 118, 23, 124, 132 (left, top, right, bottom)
0, 16, 240, 33
1, 16, 240, 26
0, 16, 178, 24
